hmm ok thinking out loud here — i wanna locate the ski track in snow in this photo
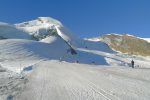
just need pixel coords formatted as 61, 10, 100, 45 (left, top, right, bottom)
14, 61, 150, 100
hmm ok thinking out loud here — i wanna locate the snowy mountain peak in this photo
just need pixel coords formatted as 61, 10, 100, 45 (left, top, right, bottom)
14, 17, 65, 40
37, 17, 62, 26
0, 16, 81, 48
16, 17, 62, 28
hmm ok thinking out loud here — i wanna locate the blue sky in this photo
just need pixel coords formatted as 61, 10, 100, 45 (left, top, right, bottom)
0, 0, 150, 38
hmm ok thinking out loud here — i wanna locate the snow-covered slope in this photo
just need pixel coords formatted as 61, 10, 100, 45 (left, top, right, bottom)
15, 17, 81, 44
0, 17, 114, 73
0, 22, 30, 39
0, 38, 70, 72
0, 17, 81, 45
15, 61, 150, 100
0, 17, 149, 72
0, 38, 114, 73
15, 17, 62, 36
0, 17, 150, 100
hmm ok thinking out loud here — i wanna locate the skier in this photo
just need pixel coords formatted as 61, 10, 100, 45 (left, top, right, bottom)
75, 60, 79, 63
131, 60, 134, 68
59, 57, 62, 62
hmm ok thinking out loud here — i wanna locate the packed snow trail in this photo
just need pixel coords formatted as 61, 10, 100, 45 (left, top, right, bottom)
15, 61, 150, 100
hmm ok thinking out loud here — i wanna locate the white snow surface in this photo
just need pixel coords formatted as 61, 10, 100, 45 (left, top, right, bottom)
15, 17, 62, 36
0, 38, 114, 73
0, 22, 30, 39
143, 38, 150, 42
0, 17, 150, 100
14, 61, 150, 100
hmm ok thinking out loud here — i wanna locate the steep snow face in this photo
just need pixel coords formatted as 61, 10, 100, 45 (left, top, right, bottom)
0, 39, 70, 72
55, 26, 82, 47
15, 17, 81, 46
15, 17, 62, 35
15, 17, 62, 37
0, 17, 102, 50
0, 22, 30, 39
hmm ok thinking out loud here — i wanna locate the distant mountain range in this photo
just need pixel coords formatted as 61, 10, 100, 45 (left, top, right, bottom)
91, 34, 150, 56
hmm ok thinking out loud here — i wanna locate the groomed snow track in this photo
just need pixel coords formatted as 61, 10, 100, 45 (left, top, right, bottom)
14, 61, 150, 100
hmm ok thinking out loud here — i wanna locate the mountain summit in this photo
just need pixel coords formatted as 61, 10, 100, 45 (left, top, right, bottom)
16, 17, 62, 27
0, 17, 114, 72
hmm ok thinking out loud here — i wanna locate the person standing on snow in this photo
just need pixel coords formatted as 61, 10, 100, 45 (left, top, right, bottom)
131, 60, 134, 68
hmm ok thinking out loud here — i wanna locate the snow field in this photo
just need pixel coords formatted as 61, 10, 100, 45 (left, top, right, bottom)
15, 61, 150, 100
